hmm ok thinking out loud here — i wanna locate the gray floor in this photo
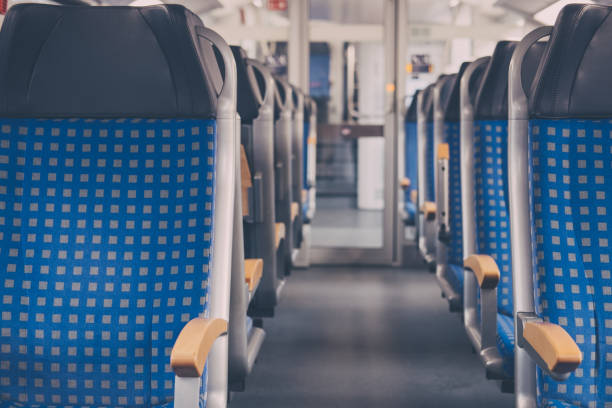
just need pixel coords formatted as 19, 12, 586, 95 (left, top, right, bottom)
311, 197, 383, 248
231, 266, 514, 408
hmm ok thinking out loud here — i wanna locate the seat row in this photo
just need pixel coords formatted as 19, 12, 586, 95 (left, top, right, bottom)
0, 4, 317, 408
406, 4, 611, 407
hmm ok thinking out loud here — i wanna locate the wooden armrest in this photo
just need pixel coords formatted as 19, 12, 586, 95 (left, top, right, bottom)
420, 201, 436, 220
400, 177, 411, 189
464, 254, 500, 290
171, 317, 228, 377
275, 222, 286, 249
291, 202, 299, 220
523, 321, 582, 375
240, 145, 253, 217
437, 143, 449, 160
410, 189, 418, 205
244, 258, 263, 291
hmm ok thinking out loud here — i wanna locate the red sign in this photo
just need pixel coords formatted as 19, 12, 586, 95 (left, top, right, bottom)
1, 0, 7, 15
267, 0, 287, 11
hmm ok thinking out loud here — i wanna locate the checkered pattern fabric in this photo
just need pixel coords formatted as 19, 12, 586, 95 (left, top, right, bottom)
474, 120, 513, 317
530, 119, 612, 408
0, 118, 217, 408
496, 313, 514, 378
426, 122, 435, 201
405, 122, 418, 224
447, 264, 464, 295
446, 121, 463, 268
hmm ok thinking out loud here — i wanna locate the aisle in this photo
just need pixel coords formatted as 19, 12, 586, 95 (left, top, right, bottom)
231, 266, 514, 408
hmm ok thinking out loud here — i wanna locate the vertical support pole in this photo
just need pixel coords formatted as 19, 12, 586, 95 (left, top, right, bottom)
383, 0, 407, 265
288, 0, 310, 90
328, 42, 344, 124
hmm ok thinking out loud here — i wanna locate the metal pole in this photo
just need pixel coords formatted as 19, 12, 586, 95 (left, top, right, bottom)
288, 0, 310, 90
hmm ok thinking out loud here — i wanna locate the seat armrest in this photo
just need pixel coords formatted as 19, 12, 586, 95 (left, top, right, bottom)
171, 317, 228, 377
400, 177, 411, 189
275, 222, 286, 249
437, 143, 449, 160
291, 202, 299, 221
464, 255, 500, 289
420, 201, 436, 220
244, 258, 264, 291
517, 312, 582, 380
240, 145, 253, 218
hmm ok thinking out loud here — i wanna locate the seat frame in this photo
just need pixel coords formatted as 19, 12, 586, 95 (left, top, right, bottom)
508, 25, 554, 407
294, 97, 317, 268
273, 78, 295, 277
416, 91, 437, 268
433, 77, 461, 311
245, 60, 286, 318
459, 57, 510, 383
169, 26, 237, 408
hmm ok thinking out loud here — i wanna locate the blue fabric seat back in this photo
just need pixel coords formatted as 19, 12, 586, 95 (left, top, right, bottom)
473, 41, 545, 317
526, 4, 612, 407
420, 85, 435, 202
441, 63, 468, 268
0, 118, 216, 407
0, 5, 223, 407
404, 92, 419, 222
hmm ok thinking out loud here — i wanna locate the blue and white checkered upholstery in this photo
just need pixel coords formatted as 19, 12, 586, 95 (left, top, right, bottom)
426, 122, 435, 201
0, 118, 217, 408
473, 120, 514, 375
447, 122, 463, 268
496, 313, 514, 377
404, 122, 418, 224
474, 120, 513, 316
302, 121, 310, 220
530, 119, 612, 408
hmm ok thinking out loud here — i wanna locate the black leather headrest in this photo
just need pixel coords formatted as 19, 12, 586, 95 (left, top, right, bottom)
231, 46, 263, 123
0, 4, 222, 118
475, 41, 517, 120
421, 83, 435, 122
405, 90, 419, 123
444, 62, 470, 122
530, 4, 612, 118
437, 74, 456, 120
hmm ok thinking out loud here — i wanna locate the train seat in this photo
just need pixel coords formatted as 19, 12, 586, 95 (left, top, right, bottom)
272, 76, 294, 276
289, 84, 304, 254
417, 83, 437, 269
461, 40, 545, 383
227, 46, 276, 390
0, 4, 236, 408
510, 4, 612, 406
402, 91, 419, 226
434, 65, 468, 311
301, 96, 317, 224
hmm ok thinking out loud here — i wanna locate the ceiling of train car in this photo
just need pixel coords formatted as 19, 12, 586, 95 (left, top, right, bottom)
76, 0, 612, 25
